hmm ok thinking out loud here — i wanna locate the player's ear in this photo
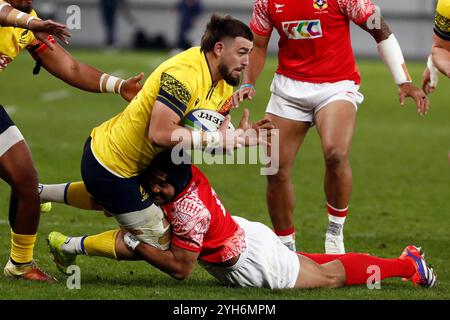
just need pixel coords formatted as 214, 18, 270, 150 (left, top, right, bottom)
213, 41, 225, 57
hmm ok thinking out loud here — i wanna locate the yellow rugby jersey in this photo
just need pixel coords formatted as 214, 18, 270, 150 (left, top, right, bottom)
0, 9, 38, 65
91, 47, 234, 178
435, 0, 450, 40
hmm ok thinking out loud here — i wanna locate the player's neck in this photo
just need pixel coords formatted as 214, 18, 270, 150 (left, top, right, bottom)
204, 51, 221, 85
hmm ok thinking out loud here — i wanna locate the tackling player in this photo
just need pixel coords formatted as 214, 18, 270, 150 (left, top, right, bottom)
39, 14, 273, 262
0, 0, 143, 282
47, 150, 437, 290
422, 0, 450, 94
236, 0, 429, 253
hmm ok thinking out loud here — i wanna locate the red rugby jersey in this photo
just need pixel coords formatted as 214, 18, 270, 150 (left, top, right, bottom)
250, 0, 376, 84
162, 166, 246, 263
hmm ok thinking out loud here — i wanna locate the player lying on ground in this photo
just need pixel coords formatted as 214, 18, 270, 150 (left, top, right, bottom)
47, 150, 436, 289
422, 0, 450, 94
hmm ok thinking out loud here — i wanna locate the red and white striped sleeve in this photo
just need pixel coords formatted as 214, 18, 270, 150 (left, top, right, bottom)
250, 0, 273, 37
337, 0, 376, 25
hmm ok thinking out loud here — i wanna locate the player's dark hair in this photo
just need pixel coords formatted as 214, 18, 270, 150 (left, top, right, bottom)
200, 14, 253, 52
145, 150, 192, 197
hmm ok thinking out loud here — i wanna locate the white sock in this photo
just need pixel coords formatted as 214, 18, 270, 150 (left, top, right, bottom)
61, 236, 87, 255
327, 214, 346, 237
39, 183, 69, 203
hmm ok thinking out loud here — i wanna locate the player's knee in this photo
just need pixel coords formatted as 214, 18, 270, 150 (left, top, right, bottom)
266, 167, 291, 184
10, 167, 39, 200
323, 147, 349, 170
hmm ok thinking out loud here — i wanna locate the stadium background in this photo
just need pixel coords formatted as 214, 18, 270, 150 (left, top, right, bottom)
0, 0, 449, 300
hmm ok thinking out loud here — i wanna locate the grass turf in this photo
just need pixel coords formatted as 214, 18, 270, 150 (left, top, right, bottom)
0, 50, 449, 300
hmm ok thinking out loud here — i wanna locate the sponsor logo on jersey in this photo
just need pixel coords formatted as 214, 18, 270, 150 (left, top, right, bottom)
313, 0, 328, 10
282, 20, 323, 39
19, 30, 29, 45
140, 186, 149, 202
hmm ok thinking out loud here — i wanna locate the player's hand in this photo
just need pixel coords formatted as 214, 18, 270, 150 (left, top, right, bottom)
218, 115, 245, 150
231, 84, 256, 108
30, 19, 71, 48
0, 55, 11, 71
120, 72, 145, 102
398, 82, 429, 116
237, 108, 275, 147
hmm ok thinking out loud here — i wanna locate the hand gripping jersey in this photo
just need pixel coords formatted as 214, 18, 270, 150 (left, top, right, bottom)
90, 48, 234, 178
435, 0, 450, 41
250, 0, 376, 84
162, 166, 246, 263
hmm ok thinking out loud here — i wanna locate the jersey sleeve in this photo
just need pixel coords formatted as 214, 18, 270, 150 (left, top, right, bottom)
170, 195, 211, 252
435, 0, 450, 41
337, 0, 376, 25
156, 65, 197, 119
249, 0, 273, 37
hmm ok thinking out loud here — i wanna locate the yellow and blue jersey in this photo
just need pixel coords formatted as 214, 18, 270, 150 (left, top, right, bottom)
435, 0, 450, 40
91, 47, 234, 178
0, 9, 38, 63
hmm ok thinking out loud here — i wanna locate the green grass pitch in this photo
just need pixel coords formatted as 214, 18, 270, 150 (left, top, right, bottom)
0, 50, 449, 300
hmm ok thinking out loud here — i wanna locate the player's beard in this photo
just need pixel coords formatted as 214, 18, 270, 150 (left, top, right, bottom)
219, 63, 241, 86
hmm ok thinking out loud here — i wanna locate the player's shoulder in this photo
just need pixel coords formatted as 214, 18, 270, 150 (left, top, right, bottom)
163, 47, 203, 72
437, 0, 450, 19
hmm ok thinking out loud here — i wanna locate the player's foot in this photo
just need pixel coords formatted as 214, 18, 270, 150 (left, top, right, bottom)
3, 259, 56, 282
400, 245, 437, 288
47, 231, 77, 275
40, 202, 52, 213
325, 233, 345, 254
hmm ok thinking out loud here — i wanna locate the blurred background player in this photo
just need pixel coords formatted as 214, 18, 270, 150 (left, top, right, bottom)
0, 0, 143, 281
238, 0, 429, 253
174, 0, 203, 51
47, 150, 437, 290
38, 14, 272, 261
422, 0, 450, 94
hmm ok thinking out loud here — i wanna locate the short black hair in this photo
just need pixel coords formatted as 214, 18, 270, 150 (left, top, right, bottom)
144, 150, 192, 197
200, 14, 253, 52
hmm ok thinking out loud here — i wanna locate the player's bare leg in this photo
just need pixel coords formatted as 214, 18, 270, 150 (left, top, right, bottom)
294, 254, 346, 288
315, 100, 356, 254
0, 141, 55, 281
265, 113, 310, 251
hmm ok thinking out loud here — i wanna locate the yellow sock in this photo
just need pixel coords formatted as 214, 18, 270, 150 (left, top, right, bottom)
83, 229, 119, 260
67, 181, 102, 210
10, 230, 36, 264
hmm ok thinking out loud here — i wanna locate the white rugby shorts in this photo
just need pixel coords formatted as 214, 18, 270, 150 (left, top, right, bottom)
266, 73, 364, 123
200, 216, 300, 289
0, 126, 24, 157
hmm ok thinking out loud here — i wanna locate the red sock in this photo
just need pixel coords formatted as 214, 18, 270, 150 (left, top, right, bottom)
299, 252, 345, 264
274, 226, 295, 237
338, 253, 416, 286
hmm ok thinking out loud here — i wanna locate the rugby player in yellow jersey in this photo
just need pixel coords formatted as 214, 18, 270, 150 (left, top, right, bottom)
0, 0, 69, 51
423, 0, 450, 94
0, 0, 143, 282
39, 14, 274, 261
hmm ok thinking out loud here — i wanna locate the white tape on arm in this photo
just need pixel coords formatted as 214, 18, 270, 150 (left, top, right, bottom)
377, 34, 412, 85
99, 73, 125, 94
427, 55, 439, 87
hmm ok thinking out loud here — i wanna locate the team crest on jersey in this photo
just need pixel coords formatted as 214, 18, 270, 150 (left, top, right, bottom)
282, 20, 323, 39
313, 0, 328, 10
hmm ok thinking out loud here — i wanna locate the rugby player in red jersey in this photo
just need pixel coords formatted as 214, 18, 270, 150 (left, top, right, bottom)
237, 0, 429, 253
